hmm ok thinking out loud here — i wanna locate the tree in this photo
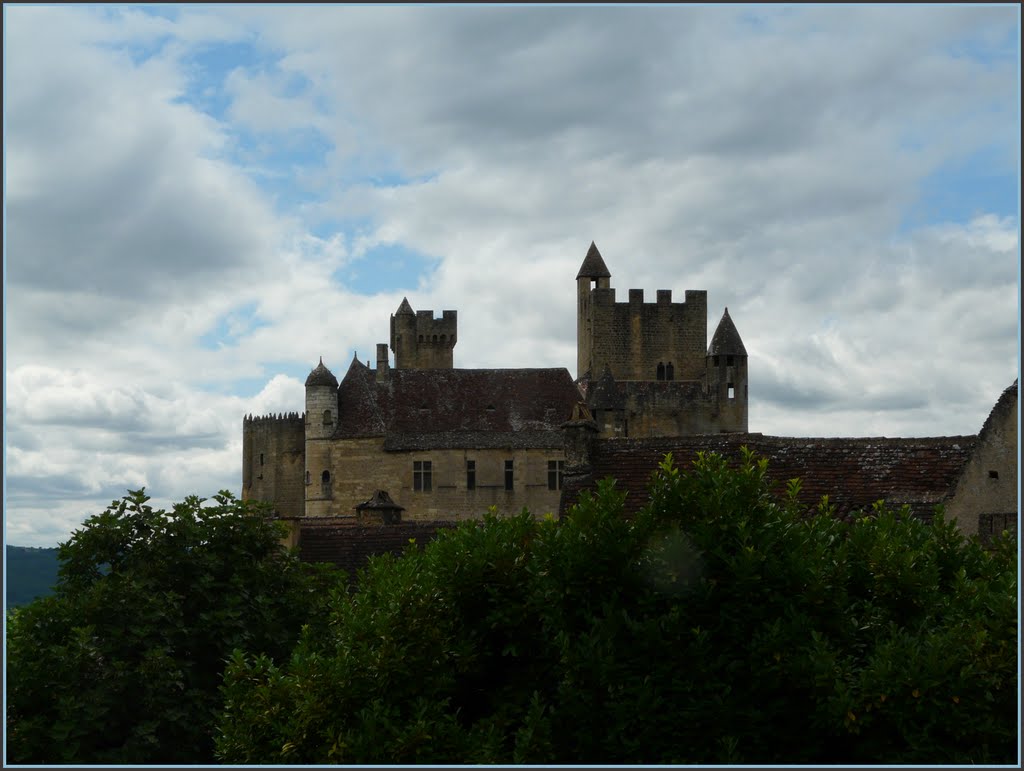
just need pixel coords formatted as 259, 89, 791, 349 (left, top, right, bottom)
5, 489, 340, 765
216, 450, 1018, 765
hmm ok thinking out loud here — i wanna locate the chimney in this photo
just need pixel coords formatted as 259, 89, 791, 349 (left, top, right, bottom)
376, 343, 390, 383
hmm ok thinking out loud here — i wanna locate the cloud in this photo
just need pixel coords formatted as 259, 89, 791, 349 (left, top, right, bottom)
3, 5, 1018, 546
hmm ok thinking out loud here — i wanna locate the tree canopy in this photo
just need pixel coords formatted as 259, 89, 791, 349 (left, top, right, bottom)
5, 489, 339, 765
215, 450, 1018, 765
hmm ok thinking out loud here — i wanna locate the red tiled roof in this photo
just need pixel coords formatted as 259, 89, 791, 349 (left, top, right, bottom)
561, 434, 977, 521
336, 361, 583, 449
297, 517, 458, 581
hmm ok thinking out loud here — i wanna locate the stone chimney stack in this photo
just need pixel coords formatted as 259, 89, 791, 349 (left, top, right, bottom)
376, 343, 390, 383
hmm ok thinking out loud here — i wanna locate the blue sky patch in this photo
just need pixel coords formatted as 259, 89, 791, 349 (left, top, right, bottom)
337, 242, 440, 295
198, 302, 269, 351
900, 144, 1019, 231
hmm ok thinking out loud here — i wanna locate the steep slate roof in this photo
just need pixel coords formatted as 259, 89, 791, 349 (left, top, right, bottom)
395, 297, 415, 315
576, 241, 612, 279
336, 361, 583, 450
305, 357, 339, 388
589, 365, 625, 409
561, 434, 977, 521
707, 307, 747, 357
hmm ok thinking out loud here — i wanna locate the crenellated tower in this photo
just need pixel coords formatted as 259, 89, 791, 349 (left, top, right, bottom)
389, 297, 457, 369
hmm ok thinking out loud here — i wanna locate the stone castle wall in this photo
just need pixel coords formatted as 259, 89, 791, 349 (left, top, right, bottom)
242, 414, 306, 518
587, 288, 708, 382
304, 437, 566, 520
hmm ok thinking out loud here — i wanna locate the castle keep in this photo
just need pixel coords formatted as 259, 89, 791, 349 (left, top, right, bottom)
242, 242, 749, 523
243, 241, 1017, 571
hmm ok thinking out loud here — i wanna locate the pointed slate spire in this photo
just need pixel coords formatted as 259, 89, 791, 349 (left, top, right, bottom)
305, 356, 339, 388
589, 364, 624, 410
395, 297, 415, 315
576, 241, 612, 279
707, 307, 747, 357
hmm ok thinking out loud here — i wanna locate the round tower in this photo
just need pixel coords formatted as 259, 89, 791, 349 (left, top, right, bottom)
305, 357, 339, 440
576, 241, 612, 380
706, 307, 748, 432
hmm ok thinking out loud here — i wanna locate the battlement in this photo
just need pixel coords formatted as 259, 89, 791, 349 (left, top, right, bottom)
590, 286, 707, 313
244, 412, 305, 424
390, 300, 458, 369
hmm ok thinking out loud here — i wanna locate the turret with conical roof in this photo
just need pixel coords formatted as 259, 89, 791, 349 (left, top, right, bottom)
576, 241, 613, 379
389, 296, 457, 369
305, 356, 339, 441
706, 307, 748, 432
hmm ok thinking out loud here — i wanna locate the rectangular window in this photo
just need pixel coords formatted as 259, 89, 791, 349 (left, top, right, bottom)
727, 383, 735, 399
727, 355, 734, 367
504, 459, 514, 491
413, 460, 432, 492
548, 460, 565, 491
466, 460, 476, 490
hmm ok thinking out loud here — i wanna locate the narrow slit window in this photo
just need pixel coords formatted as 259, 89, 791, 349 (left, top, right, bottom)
665, 362, 674, 381
259, 453, 264, 466
466, 460, 476, 490
321, 470, 332, 498
656, 362, 665, 381
505, 459, 514, 491
548, 460, 565, 491
414, 460, 432, 492
305, 471, 311, 485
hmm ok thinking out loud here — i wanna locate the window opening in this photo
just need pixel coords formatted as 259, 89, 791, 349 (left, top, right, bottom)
414, 460, 433, 492
989, 470, 999, 479
656, 362, 665, 381
466, 460, 476, 490
323, 409, 333, 426
727, 383, 735, 399
321, 470, 332, 498
504, 459, 514, 491
548, 460, 565, 491
665, 362, 674, 381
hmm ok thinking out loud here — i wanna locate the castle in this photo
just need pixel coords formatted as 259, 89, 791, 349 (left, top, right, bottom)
243, 243, 1017, 569
242, 242, 750, 523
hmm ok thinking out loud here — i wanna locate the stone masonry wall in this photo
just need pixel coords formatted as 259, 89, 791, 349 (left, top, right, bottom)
588, 287, 708, 382
242, 415, 306, 518
944, 383, 1018, 538
305, 437, 567, 520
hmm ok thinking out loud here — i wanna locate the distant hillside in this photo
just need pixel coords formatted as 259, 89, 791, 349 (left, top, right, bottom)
6, 545, 60, 608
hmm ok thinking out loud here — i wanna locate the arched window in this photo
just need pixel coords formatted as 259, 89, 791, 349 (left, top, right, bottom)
321, 470, 332, 498
323, 409, 333, 427
665, 362, 674, 381
656, 362, 665, 381
432, 334, 438, 342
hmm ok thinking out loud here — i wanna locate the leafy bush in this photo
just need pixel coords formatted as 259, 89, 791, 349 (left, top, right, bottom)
5, 489, 340, 765
216, 450, 1018, 764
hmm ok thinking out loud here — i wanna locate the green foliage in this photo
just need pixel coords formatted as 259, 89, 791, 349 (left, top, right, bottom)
5, 545, 60, 606
5, 489, 340, 765
216, 450, 1018, 764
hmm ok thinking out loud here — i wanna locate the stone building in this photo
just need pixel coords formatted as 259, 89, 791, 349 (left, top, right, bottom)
243, 242, 746, 529
243, 242, 1017, 565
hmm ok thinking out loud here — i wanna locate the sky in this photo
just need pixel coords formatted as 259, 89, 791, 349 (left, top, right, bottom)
3, 4, 1020, 548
